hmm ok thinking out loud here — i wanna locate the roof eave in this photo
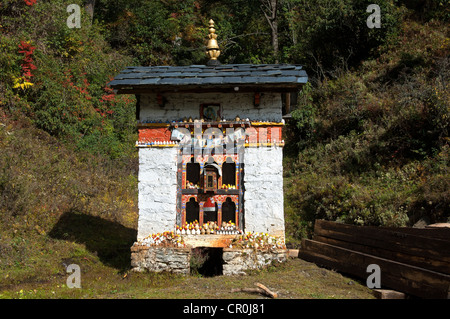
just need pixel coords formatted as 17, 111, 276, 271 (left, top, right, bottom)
111, 81, 307, 95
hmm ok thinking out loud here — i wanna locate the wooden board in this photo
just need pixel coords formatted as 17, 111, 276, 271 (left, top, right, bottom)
314, 235, 450, 275
299, 238, 450, 299
372, 289, 406, 299
379, 224, 450, 241
313, 220, 450, 274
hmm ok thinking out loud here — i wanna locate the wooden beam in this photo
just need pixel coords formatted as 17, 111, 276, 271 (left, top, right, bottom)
231, 282, 278, 298
314, 235, 450, 275
379, 224, 450, 241
285, 92, 291, 114
299, 239, 450, 299
313, 220, 450, 274
372, 289, 406, 299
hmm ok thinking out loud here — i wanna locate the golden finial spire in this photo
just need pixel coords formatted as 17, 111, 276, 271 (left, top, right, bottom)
205, 19, 221, 65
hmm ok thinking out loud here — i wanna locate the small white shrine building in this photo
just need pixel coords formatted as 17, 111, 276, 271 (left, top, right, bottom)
109, 20, 308, 274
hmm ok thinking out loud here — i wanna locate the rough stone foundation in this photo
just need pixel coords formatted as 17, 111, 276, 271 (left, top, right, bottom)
130, 244, 288, 275
131, 245, 191, 275
222, 248, 288, 275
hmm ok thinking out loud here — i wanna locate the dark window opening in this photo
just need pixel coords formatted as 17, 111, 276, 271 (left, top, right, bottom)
207, 175, 213, 188
222, 197, 236, 225
186, 198, 199, 224
222, 159, 236, 186
186, 158, 200, 187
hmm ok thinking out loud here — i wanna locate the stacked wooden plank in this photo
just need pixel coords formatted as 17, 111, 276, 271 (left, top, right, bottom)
298, 220, 450, 299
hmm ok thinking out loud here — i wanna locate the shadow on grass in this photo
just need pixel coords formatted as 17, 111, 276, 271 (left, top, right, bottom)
48, 211, 137, 271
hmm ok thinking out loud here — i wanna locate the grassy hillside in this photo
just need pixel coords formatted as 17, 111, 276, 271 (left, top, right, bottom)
0, 109, 138, 286
284, 18, 449, 243
0, 0, 139, 287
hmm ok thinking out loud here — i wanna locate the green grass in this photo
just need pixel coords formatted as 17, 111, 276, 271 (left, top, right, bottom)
0, 257, 375, 299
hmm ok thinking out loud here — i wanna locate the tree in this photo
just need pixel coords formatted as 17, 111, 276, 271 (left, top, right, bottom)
260, 0, 279, 62
284, 0, 401, 78
85, 0, 95, 25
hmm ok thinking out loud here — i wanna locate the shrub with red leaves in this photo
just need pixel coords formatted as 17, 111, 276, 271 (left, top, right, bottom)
24, 0, 37, 6
18, 41, 37, 80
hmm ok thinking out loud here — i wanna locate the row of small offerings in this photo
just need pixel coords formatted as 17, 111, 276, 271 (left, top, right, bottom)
175, 221, 242, 235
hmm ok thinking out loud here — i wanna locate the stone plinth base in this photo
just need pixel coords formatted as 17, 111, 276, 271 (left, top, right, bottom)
130, 243, 288, 275
222, 248, 288, 275
131, 244, 191, 275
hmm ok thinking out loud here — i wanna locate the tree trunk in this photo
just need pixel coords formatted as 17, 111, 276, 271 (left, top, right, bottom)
84, 0, 95, 25
272, 13, 278, 62
261, 0, 279, 63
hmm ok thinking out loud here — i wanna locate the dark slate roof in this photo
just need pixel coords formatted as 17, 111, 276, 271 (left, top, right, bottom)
109, 64, 307, 93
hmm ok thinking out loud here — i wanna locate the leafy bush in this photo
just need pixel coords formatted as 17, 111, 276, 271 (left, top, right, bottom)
0, 0, 137, 160
290, 82, 317, 151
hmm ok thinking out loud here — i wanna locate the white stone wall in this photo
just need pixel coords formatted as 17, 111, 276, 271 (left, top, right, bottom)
137, 91, 286, 242
139, 92, 282, 122
137, 147, 178, 240
137, 145, 286, 241
243, 146, 285, 238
